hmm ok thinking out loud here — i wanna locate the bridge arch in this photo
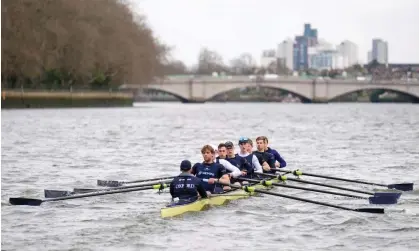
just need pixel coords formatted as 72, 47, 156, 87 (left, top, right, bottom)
142, 87, 190, 102
205, 82, 313, 102
329, 87, 419, 102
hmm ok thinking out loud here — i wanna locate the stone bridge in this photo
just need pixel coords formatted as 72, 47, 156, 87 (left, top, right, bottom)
123, 76, 419, 103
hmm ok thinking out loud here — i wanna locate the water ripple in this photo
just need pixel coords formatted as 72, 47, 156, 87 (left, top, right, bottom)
2, 103, 419, 251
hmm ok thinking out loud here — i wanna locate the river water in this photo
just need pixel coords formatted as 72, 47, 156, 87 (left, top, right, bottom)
1, 103, 419, 251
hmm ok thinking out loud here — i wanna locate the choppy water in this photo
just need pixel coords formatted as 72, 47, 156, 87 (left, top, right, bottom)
2, 103, 419, 251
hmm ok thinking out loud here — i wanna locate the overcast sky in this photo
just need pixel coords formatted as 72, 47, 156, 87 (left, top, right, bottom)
135, 0, 419, 67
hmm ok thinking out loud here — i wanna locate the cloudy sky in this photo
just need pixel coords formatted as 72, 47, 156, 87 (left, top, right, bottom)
135, 0, 419, 67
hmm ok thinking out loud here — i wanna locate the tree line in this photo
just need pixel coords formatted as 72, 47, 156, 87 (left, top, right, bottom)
1, 0, 171, 90
164, 48, 289, 76
2, 0, 413, 91
164, 48, 416, 81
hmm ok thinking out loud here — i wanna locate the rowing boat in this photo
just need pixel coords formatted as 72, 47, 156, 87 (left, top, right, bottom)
160, 178, 278, 218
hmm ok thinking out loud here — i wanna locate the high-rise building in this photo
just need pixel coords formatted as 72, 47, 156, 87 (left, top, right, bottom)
293, 23, 318, 70
293, 36, 308, 70
277, 39, 294, 71
337, 40, 359, 67
371, 39, 388, 64
308, 40, 344, 70
260, 49, 277, 68
367, 51, 372, 63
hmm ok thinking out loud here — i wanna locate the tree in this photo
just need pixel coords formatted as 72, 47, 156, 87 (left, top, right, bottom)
162, 60, 188, 75
229, 53, 256, 75
320, 69, 329, 77
196, 48, 226, 75
366, 59, 381, 73
1, 0, 168, 89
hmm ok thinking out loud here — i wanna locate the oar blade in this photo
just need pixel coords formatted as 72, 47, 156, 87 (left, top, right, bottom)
44, 190, 73, 198
387, 183, 414, 191
355, 208, 385, 214
368, 196, 398, 205
9, 197, 43, 206
97, 180, 122, 187
374, 191, 402, 199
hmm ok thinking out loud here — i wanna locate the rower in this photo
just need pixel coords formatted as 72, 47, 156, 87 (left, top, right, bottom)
253, 136, 276, 174
263, 137, 287, 168
210, 143, 242, 179
169, 160, 208, 206
216, 142, 249, 185
224, 141, 253, 178
236, 137, 263, 176
191, 145, 237, 194
246, 139, 254, 153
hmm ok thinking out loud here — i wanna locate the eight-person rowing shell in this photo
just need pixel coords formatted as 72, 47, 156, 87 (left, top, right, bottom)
169, 137, 287, 206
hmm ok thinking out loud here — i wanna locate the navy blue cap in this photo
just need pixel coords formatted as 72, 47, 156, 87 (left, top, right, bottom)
225, 141, 234, 148
180, 160, 192, 171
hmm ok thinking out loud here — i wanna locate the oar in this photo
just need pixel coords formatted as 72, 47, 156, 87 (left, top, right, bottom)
257, 173, 401, 204
74, 188, 98, 193
272, 168, 414, 191
210, 180, 384, 214
9, 183, 168, 206
44, 181, 171, 198
97, 176, 176, 187
238, 177, 369, 200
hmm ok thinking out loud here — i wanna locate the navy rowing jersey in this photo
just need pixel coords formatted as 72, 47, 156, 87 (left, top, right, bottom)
192, 162, 226, 192
253, 151, 276, 174
170, 173, 207, 205
224, 155, 253, 176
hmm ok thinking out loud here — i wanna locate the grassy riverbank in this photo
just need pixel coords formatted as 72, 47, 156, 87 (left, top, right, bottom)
1, 90, 134, 109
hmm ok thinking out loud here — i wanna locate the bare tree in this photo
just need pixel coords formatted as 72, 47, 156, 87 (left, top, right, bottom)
162, 60, 189, 75
229, 53, 257, 75
196, 48, 226, 75
1, 0, 168, 89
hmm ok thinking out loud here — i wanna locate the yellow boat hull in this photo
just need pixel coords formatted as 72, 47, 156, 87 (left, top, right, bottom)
160, 179, 277, 218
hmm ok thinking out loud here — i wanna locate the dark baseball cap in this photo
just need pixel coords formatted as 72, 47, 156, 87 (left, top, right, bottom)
180, 160, 192, 171
225, 141, 234, 148
238, 137, 250, 144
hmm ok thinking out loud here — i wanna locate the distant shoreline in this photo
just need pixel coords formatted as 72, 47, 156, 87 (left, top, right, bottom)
1, 90, 134, 109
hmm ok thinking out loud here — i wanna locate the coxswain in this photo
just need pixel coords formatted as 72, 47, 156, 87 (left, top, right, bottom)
169, 160, 208, 206
191, 145, 238, 194
236, 137, 263, 176
253, 136, 276, 174
263, 136, 287, 168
